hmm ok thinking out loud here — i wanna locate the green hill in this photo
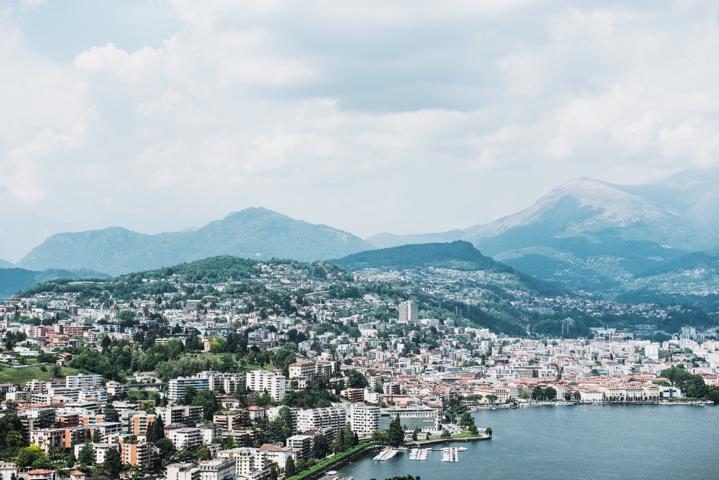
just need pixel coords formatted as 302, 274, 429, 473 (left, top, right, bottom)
0, 268, 109, 300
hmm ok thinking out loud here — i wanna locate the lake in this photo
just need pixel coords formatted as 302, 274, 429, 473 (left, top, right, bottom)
340, 405, 719, 480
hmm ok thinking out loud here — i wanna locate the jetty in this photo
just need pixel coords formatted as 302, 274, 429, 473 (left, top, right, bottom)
441, 447, 460, 462
408, 448, 430, 461
373, 447, 399, 461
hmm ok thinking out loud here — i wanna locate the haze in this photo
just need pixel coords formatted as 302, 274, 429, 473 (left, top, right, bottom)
2, 0, 719, 261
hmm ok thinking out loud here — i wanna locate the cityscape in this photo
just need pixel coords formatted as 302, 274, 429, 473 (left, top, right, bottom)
2, 1, 719, 479
0, 254, 716, 479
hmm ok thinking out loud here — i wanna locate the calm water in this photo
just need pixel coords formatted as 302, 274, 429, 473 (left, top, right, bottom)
341, 405, 719, 480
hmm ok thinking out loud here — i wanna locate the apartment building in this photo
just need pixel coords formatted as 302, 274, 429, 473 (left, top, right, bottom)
168, 377, 211, 402
245, 370, 286, 401
350, 404, 379, 439
65, 374, 103, 390
197, 458, 236, 480
169, 427, 203, 450
296, 407, 346, 438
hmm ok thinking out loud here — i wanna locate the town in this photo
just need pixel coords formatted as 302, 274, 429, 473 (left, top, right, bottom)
0, 257, 717, 480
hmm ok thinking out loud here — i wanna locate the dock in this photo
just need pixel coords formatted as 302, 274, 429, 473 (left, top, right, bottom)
373, 447, 399, 461
441, 447, 460, 462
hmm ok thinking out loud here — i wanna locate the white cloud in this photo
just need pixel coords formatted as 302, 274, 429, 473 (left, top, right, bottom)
2, 0, 719, 258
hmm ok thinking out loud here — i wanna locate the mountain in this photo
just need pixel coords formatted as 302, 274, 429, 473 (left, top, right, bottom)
335, 241, 561, 296
0, 268, 108, 301
19, 208, 373, 275
336, 240, 509, 272
0, 259, 13, 268
368, 168, 719, 298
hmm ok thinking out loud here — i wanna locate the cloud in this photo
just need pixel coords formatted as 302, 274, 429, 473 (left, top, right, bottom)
2, 0, 719, 259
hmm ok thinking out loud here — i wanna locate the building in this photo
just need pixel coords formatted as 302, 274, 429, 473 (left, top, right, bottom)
213, 411, 250, 432
0, 462, 17, 480
286, 435, 313, 459
349, 404, 379, 439
128, 411, 156, 436
296, 407, 346, 438
398, 300, 418, 324
169, 427, 203, 450
157, 405, 204, 427
27, 470, 58, 480
288, 361, 316, 380
73, 443, 118, 464
245, 370, 286, 401
197, 372, 246, 395
65, 374, 103, 390
379, 406, 439, 431
169, 377, 211, 402
198, 458, 236, 480
218, 448, 265, 480
341, 388, 365, 403
120, 441, 152, 468
259, 444, 292, 470
166, 463, 200, 480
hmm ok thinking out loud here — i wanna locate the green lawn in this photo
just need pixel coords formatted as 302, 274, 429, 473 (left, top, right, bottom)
0, 364, 82, 384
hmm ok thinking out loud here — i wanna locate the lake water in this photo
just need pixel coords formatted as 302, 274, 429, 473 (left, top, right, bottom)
340, 405, 719, 480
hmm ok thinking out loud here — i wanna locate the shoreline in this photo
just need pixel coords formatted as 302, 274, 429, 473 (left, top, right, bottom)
470, 399, 714, 411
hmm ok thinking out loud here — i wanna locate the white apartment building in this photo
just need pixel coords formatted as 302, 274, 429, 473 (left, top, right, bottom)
245, 370, 286, 401
65, 373, 103, 390
288, 361, 316, 380
166, 463, 198, 480
218, 447, 266, 480
350, 404, 379, 439
198, 458, 236, 480
169, 427, 203, 450
168, 377, 211, 402
296, 407, 347, 437
398, 300, 418, 324
196, 371, 246, 395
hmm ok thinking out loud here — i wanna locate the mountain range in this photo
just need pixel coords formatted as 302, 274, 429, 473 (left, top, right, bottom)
369, 168, 719, 297
6, 168, 719, 310
18, 207, 372, 275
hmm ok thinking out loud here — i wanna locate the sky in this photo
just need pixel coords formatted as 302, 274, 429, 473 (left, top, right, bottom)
1, 0, 719, 261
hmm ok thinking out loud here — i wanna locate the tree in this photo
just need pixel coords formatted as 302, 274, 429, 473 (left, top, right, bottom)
468, 424, 479, 435
5, 431, 25, 451
147, 416, 165, 443
344, 370, 369, 389
156, 437, 175, 458
544, 387, 557, 401
78, 442, 95, 466
531, 386, 544, 401
440, 428, 451, 439
103, 447, 123, 477
285, 456, 296, 476
312, 433, 329, 459
103, 404, 120, 423
16, 445, 48, 468
388, 415, 405, 447
459, 412, 474, 428
332, 428, 346, 454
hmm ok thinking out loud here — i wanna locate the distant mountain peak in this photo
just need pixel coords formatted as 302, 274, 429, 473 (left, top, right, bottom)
19, 208, 372, 275
224, 206, 282, 221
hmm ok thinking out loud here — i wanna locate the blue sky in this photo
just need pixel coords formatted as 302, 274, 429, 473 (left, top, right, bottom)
1, 0, 719, 260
